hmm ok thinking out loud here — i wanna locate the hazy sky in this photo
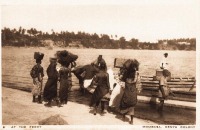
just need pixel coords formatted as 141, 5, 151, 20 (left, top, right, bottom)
1, 0, 199, 42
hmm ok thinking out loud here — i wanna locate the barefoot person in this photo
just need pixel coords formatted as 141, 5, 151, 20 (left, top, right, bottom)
158, 69, 171, 112
89, 63, 110, 115
118, 59, 140, 124
30, 52, 44, 104
43, 57, 58, 107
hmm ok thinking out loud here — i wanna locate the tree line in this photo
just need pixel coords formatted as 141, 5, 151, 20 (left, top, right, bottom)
1, 27, 196, 50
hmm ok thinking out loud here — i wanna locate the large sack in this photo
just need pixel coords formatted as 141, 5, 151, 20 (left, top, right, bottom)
109, 82, 124, 107
56, 50, 78, 66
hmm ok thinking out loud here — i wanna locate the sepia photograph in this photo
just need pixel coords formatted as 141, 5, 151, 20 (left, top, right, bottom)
0, 0, 199, 129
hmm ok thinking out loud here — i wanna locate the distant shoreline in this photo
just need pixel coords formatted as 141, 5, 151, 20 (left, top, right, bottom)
1, 46, 196, 51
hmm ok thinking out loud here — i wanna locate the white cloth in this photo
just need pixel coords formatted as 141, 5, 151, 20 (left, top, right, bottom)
56, 64, 61, 72
107, 68, 116, 90
83, 78, 93, 88
109, 82, 124, 107
107, 68, 125, 107
160, 57, 168, 69
31, 78, 42, 96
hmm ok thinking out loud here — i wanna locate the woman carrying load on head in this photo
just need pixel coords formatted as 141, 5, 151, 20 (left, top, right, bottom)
57, 50, 78, 92
56, 50, 78, 106
119, 59, 140, 124
43, 57, 58, 107
89, 62, 110, 115
30, 52, 44, 104
57, 63, 71, 106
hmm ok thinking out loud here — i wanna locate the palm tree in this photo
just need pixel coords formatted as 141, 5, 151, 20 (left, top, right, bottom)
22, 29, 26, 35
119, 37, 126, 49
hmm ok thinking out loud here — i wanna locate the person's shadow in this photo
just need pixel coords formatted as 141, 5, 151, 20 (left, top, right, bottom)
88, 106, 107, 116
115, 114, 129, 123
44, 100, 64, 107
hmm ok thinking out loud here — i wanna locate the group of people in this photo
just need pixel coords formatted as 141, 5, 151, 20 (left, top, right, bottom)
30, 50, 171, 124
30, 50, 78, 107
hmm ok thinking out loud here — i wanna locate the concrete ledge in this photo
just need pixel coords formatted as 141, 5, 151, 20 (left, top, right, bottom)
137, 96, 196, 110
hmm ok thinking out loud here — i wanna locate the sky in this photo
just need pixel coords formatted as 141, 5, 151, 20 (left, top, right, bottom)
1, 0, 199, 42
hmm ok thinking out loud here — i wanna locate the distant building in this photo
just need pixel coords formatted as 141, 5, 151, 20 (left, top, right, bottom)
163, 41, 168, 45
178, 42, 190, 45
68, 41, 83, 48
41, 39, 54, 46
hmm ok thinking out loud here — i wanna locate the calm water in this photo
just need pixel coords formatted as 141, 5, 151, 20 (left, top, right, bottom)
2, 47, 196, 79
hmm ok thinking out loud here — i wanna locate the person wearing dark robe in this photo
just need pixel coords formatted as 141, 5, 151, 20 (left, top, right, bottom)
119, 59, 139, 124
91, 55, 107, 71
58, 64, 71, 106
56, 50, 78, 92
43, 58, 58, 107
89, 63, 110, 115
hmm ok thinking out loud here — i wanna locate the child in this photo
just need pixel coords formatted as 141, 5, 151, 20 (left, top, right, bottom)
30, 52, 44, 104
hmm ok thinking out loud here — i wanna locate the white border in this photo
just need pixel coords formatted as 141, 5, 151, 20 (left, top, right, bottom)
1, 0, 199, 129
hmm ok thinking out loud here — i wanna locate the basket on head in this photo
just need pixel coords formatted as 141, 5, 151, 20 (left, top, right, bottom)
123, 59, 139, 71
34, 52, 44, 61
56, 50, 78, 66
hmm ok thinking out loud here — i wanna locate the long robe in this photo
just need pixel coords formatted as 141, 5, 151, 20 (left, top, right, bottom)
120, 83, 137, 115
58, 67, 70, 102
90, 71, 110, 106
119, 71, 139, 115
43, 63, 58, 101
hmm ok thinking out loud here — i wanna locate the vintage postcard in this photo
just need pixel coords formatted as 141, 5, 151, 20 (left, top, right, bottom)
0, 0, 199, 129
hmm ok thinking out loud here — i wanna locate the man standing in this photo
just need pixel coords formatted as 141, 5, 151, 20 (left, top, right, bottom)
92, 55, 107, 71
160, 53, 168, 69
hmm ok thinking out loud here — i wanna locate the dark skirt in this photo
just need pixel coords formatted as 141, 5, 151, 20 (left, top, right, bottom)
43, 78, 58, 101
120, 83, 137, 115
59, 78, 69, 102
90, 86, 109, 106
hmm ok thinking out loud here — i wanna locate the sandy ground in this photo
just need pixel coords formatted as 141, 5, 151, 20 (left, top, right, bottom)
2, 87, 157, 125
